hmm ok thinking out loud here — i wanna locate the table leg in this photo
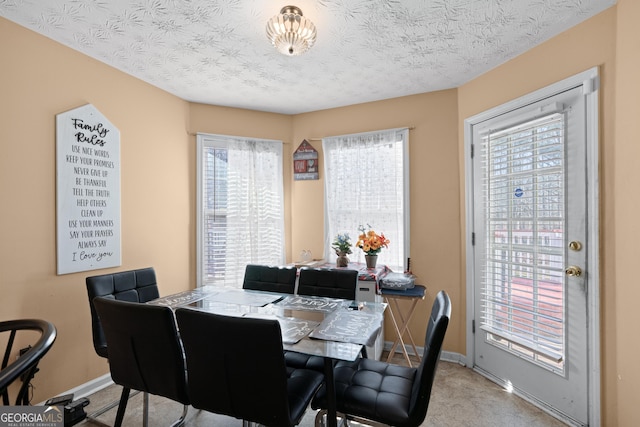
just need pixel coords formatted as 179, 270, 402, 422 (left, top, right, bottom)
385, 297, 423, 367
385, 297, 402, 361
401, 299, 422, 362
324, 358, 337, 427
389, 298, 413, 367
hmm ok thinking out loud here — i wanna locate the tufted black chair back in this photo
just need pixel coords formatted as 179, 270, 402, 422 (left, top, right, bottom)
93, 298, 189, 427
297, 268, 357, 300
242, 264, 297, 294
285, 267, 360, 371
176, 308, 324, 427
311, 290, 451, 427
86, 268, 159, 358
406, 290, 451, 425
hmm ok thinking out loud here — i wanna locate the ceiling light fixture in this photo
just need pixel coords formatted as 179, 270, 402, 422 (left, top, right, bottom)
266, 5, 317, 56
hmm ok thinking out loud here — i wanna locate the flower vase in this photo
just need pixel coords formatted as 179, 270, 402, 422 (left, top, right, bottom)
365, 254, 378, 269
336, 251, 349, 267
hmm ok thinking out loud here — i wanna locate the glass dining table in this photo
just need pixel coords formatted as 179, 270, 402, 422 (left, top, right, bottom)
149, 286, 387, 427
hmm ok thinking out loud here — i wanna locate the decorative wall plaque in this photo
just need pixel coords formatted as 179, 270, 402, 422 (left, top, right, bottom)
293, 139, 319, 180
56, 104, 121, 274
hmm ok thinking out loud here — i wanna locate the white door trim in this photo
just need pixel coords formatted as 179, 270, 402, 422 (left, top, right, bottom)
463, 67, 600, 426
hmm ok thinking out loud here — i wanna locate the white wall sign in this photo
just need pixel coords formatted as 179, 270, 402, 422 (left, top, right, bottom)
56, 104, 121, 275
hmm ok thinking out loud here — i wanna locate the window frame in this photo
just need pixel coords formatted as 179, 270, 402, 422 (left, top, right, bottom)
322, 128, 410, 271
196, 133, 285, 287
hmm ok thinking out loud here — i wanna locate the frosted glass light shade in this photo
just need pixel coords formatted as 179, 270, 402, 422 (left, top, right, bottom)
266, 6, 317, 56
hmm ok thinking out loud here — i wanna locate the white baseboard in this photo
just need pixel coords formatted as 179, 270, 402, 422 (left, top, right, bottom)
69, 373, 115, 399
38, 373, 114, 405
440, 350, 466, 366
383, 341, 466, 366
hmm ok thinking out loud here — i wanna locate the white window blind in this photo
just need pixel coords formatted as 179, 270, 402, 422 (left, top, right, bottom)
197, 134, 285, 288
479, 113, 566, 369
322, 128, 409, 270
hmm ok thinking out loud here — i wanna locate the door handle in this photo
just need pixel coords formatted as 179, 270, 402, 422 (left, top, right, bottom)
565, 266, 582, 277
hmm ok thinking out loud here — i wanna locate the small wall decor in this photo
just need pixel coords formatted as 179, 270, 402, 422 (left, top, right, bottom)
56, 104, 121, 275
293, 139, 319, 180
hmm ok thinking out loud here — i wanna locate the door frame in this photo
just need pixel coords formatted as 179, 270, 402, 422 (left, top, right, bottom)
463, 67, 600, 426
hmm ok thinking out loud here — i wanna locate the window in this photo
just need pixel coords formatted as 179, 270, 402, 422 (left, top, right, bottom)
480, 113, 566, 368
197, 133, 285, 287
322, 128, 409, 270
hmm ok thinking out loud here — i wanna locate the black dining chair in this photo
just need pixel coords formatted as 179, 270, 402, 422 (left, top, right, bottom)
296, 267, 358, 300
311, 290, 451, 427
0, 319, 57, 405
242, 264, 297, 294
85, 268, 160, 423
175, 308, 324, 427
93, 297, 189, 427
86, 268, 160, 359
285, 267, 360, 372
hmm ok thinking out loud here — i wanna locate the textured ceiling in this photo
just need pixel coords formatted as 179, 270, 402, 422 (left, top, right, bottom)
1, 0, 615, 114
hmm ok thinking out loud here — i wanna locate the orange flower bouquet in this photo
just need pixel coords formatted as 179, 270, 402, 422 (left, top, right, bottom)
355, 225, 390, 256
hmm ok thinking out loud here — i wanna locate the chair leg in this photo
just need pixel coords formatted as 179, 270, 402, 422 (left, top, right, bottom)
315, 409, 327, 427
86, 388, 142, 425
113, 387, 130, 427
169, 404, 189, 427
142, 392, 149, 427
315, 410, 350, 427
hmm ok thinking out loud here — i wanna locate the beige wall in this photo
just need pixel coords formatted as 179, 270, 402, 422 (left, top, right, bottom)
0, 17, 297, 403
290, 92, 462, 352
613, 0, 640, 425
0, 17, 193, 400
1, 2, 637, 423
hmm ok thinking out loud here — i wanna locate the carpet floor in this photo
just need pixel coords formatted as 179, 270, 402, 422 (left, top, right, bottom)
79, 354, 568, 427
